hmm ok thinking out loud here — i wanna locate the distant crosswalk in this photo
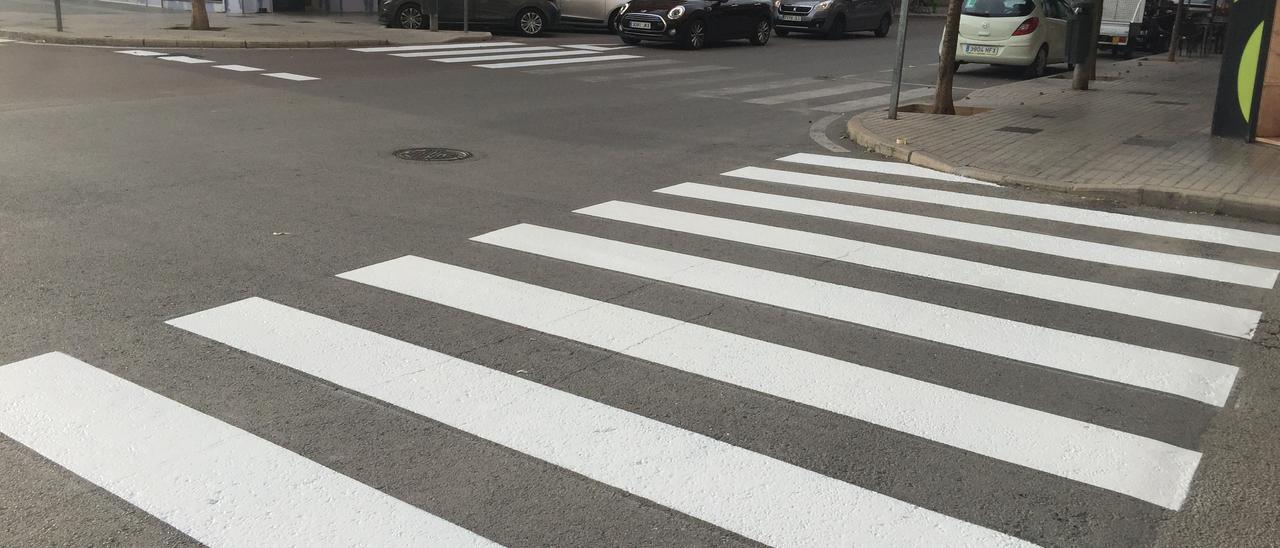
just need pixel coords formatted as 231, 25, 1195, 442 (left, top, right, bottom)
350, 42, 937, 114
3, 151, 1276, 546
113, 49, 321, 82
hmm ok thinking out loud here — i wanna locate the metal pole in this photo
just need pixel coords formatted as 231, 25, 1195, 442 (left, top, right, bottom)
886, 0, 910, 119
463, 0, 468, 32
430, 0, 439, 30
54, 0, 63, 32
1167, 0, 1185, 61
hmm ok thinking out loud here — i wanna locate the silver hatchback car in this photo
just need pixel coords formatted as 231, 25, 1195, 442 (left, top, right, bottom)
773, 0, 893, 38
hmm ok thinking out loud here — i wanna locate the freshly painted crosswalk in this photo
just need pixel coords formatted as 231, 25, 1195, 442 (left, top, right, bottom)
0, 352, 495, 547
351, 42, 643, 70
6, 150, 1276, 546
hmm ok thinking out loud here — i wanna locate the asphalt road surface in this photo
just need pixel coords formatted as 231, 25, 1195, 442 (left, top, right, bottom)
1, 18, 1278, 548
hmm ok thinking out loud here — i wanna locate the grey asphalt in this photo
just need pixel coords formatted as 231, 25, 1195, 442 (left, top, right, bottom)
1, 20, 1277, 547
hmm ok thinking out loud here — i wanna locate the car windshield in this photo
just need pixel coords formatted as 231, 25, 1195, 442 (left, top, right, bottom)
962, 0, 1035, 16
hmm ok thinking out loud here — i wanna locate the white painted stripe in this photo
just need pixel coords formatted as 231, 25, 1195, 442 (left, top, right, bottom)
115, 49, 168, 56
350, 42, 524, 52
340, 256, 1204, 510
473, 224, 1239, 407
0, 352, 497, 548
476, 54, 642, 69
660, 183, 1279, 288
576, 201, 1262, 337
811, 86, 936, 113
169, 298, 1032, 548
778, 152, 995, 186
434, 50, 599, 63
159, 56, 215, 64
692, 77, 824, 98
563, 44, 636, 51
0, 39, 15, 43
727, 166, 1280, 255
580, 65, 730, 82
391, 46, 558, 57
262, 72, 320, 81
524, 58, 676, 74
213, 64, 264, 72
745, 82, 887, 105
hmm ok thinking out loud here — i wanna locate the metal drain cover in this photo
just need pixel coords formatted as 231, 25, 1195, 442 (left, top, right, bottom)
394, 148, 473, 162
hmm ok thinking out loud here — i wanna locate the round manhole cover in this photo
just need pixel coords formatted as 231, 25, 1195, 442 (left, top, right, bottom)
394, 148, 473, 162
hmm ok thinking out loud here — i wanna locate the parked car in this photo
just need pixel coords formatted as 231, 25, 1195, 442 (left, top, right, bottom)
557, 0, 631, 31
616, 0, 774, 49
380, 0, 561, 37
952, 0, 1072, 77
773, 0, 893, 39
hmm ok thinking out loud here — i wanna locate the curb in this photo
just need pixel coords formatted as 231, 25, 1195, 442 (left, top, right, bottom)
0, 29, 491, 48
846, 115, 1280, 224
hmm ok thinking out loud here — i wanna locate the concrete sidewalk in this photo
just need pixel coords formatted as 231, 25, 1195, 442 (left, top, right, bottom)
0, 0, 490, 47
847, 56, 1280, 223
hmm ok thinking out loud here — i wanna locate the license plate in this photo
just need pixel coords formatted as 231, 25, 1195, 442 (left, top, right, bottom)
780, 14, 803, 21
964, 44, 999, 55
628, 21, 652, 29
1112, 36, 1126, 44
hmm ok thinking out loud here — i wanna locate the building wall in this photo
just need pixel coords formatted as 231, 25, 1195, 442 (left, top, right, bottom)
1258, 8, 1280, 138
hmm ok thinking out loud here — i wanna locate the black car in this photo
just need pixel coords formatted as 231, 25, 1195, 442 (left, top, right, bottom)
617, 0, 774, 49
379, 0, 561, 37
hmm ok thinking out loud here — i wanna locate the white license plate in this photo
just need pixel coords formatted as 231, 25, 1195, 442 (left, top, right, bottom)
780, 14, 803, 21
628, 21, 652, 29
964, 44, 999, 55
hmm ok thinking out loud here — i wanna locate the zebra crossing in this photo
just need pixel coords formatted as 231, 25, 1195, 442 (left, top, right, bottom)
351, 42, 937, 114
113, 49, 321, 82
3, 151, 1277, 545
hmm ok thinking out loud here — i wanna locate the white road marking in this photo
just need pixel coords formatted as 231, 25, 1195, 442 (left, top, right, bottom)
115, 49, 168, 56
341, 256, 1205, 510
0, 39, 14, 43
473, 224, 1239, 407
169, 297, 1034, 548
811, 86, 936, 113
159, 56, 215, 64
728, 166, 1280, 255
660, 183, 1279, 288
213, 64, 264, 72
779, 152, 995, 186
692, 77, 826, 98
0, 352, 497, 548
476, 54, 642, 69
262, 72, 320, 81
575, 201, 1262, 338
350, 42, 524, 52
563, 44, 636, 51
580, 65, 730, 82
745, 82, 887, 105
391, 46, 558, 58
524, 58, 676, 74
434, 50, 599, 63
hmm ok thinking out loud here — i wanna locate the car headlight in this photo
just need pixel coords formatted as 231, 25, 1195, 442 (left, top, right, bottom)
619, 2, 629, 15
813, 0, 831, 11
667, 5, 685, 19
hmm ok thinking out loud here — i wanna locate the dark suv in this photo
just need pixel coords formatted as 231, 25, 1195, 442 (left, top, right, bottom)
380, 0, 561, 37
773, 0, 892, 39
617, 0, 774, 49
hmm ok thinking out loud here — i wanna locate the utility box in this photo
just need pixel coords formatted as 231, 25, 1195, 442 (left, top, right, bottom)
1066, 0, 1095, 65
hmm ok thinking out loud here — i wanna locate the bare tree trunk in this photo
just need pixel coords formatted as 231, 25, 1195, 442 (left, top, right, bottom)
932, 0, 963, 115
190, 0, 210, 30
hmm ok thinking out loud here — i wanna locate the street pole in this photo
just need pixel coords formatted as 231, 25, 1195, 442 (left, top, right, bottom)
430, 0, 439, 31
1086, 0, 1102, 79
1071, 0, 1091, 89
463, 0, 469, 32
1167, 0, 1185, 61
54, 0, 63, 32
886, 0, 911, 120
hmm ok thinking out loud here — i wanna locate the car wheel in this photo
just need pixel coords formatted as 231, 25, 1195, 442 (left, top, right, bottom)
774, 28, 790, 37
825, 13, 846, 39
607, 7, 621, 33
682, 18, 707, 49
874, 14, 891, 37
1023, 45, 1047, 78
749, 18, 771, 45
396, 4, 426, 29
621, 35, 642, 44
516, 8, 547, 37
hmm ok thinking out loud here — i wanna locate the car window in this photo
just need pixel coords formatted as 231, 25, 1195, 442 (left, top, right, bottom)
962, 0, 1036, 17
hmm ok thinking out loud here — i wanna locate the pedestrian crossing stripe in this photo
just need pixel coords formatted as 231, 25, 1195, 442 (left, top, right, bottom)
391, 46, 559, 58
728, 166, 1280, 255
350, 42, 525, 53
745, 82, 887, 105
167, 297, 1035, 547
779, 152, 995, 186
0, 353, 496, 547
472, 224, 1239, 406
477, 55, 643, 69
659, 182, 1278, 287
339, 255, 1203, 509
434, 50, 602, 64
575, 200, 1263, 337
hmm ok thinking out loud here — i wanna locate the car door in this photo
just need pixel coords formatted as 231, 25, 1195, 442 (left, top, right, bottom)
848, 0, 873, 29
711, 0, 750, 37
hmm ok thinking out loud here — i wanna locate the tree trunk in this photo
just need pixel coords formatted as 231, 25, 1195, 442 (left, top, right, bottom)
190, 0, 210, 31
932, 0, 963, 115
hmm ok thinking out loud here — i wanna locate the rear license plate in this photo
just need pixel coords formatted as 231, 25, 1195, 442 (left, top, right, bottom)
629, 21, 652, 29
964, 44, 999, 55
1112, 36, 1126, 44
780, 14, 803, 21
